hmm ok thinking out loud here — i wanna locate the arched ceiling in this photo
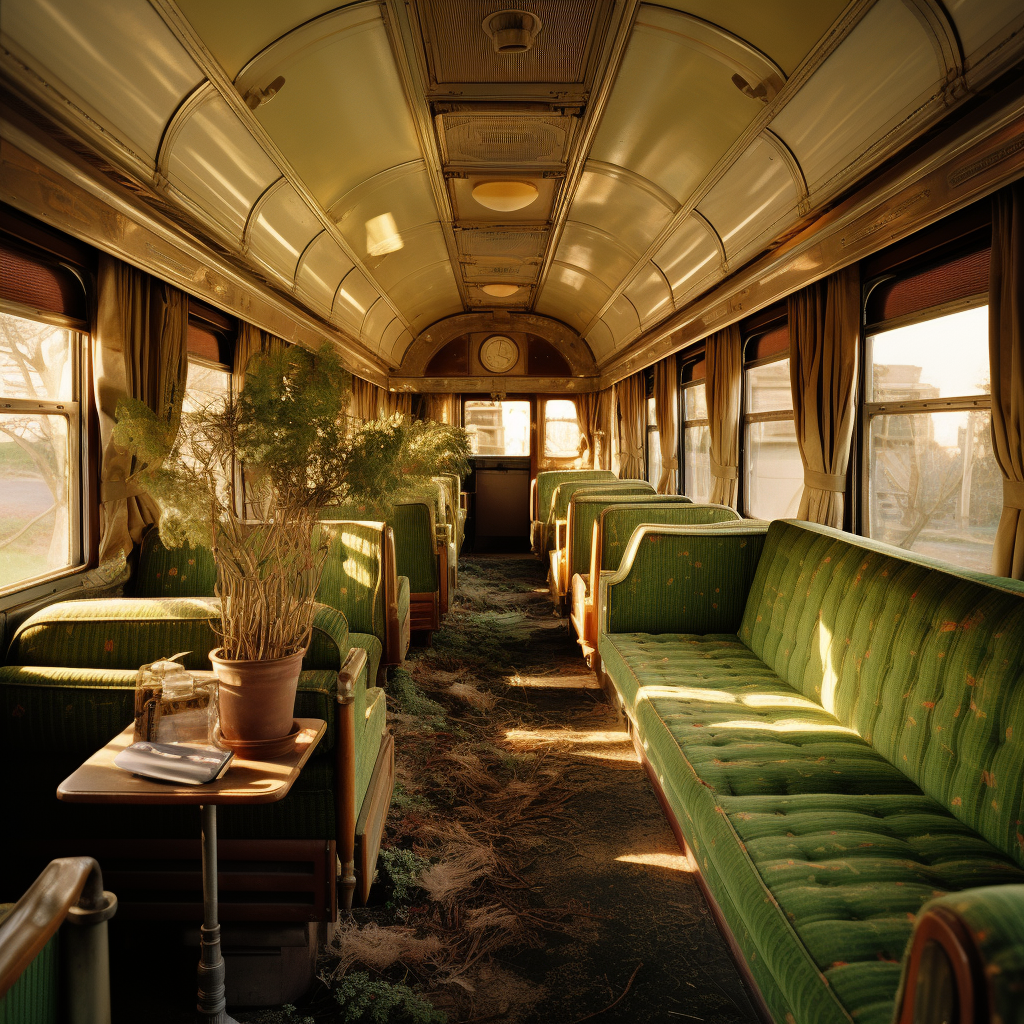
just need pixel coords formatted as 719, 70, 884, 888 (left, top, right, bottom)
2, 0, 1023, 377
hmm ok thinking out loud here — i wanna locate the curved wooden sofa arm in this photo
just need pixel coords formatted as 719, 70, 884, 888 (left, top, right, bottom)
896, 884, 1024, 1024
0, 856, 117, 999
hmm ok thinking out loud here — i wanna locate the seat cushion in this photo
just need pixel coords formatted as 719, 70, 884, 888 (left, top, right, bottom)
603, 632, 1024, 1024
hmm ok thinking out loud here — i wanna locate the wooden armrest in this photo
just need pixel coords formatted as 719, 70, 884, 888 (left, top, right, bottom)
0, 857, 116, 999
336, 646, 367, 914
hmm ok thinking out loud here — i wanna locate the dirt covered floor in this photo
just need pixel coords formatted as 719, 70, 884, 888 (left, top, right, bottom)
270, 554, 762, 1024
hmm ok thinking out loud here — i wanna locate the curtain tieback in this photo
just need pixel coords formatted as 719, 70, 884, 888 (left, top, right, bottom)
665, 457, 679, 469
710, 457, 737, 480
624, 444, 645, 459
804, 469, 846, 493
100, 478, 145, 502
1003, 477, 1024, 509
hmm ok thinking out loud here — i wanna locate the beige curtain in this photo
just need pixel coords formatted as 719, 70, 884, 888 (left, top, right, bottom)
788, 267, 859, 527
615, 373, 646, 479
351, 378, 384, 421
93, 255, 188, 562
653, 354, 679, 494
233, 321, 285, 393
706, 325, 742, 508
424, 393, 457, 424
991, 182, 1024, 578
384, 391, 413, 418
573, 392, 602, 468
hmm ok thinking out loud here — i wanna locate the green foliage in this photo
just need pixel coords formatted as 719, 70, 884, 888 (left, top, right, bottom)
428, 611, 530, 672
378, 848, 431, 908
332, 973, 446, 1024
237, 1005, 314, 1024
388, 668, 447, 726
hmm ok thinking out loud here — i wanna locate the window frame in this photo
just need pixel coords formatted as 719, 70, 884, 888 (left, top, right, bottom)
0, 302, 92, 604
540, 397, 583, 465
858, 288, 991, 551
645, 393, 659, 486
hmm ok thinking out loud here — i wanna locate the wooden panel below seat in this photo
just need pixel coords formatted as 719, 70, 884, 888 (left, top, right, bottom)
355, 730, 396, 906
410, 592, 440, 631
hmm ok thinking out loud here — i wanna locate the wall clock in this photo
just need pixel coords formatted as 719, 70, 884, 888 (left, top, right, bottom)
479, 335, 519, 374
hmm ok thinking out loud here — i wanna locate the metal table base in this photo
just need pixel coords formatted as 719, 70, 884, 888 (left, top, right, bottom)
198, 804, 238, 1024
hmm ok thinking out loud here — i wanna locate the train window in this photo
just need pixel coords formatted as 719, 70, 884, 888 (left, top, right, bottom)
681, 356, 709, 502
464, 399, 530, 456
742, 326, 802, 519
0, 310, 84, 593
184, 359, 231, 414
542, 399, 582, 460
646, 395, 660, 487
864, 304, 998, 571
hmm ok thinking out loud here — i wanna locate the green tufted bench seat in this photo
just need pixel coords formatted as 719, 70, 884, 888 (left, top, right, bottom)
0, 596, 392, 912
570, 501, 743, 665
530, 469, 617, 553
597, 519, 1024, 1024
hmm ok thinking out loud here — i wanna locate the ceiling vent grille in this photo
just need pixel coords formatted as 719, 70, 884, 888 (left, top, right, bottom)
457, 229, 548, 258
463, 259, 540, 283
438, 112, 572, 166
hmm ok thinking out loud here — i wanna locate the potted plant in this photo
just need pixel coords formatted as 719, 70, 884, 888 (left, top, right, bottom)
113, 346, 469, 754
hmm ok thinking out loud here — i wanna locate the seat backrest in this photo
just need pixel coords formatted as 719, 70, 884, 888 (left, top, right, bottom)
739, 519, 1024, 867
133, 527, 216, 597
316, 520, 387, 639
535, 470, 617, 521
548, 479, 655, 524
596, 502, 740, 574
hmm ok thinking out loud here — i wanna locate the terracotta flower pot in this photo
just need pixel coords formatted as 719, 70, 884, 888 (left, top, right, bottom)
209, 647, 305, 757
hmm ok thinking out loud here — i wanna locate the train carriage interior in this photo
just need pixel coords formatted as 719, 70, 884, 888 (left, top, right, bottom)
3, 1, 1024, 1022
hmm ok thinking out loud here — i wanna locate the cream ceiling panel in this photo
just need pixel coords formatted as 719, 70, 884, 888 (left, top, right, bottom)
651, 1, 848, 75
589, 7, 763, 202
586, 320, 616, 362
535, 264, 613, 335
623, 264, 673, 329
653, 215, 723, 307
770, 0, 939, 197
333, 269, 380, 334
387, 263, 462, 323
247, 181, 323, 284
295, 232, 355, 317
238, 8, 421, 210
361, 299, 397, 351
367, 225, 452, 293
330, 163, 439, 259
696, 135, 800, 263
553, 222, 637, 291
379, 320, 413, 365
175, 0, 337, 78
3, 0, 203, 161
569, 164, 678, 258
601, 294, 642, 350
945, 0, 1024, 62
165, 93, 280, 239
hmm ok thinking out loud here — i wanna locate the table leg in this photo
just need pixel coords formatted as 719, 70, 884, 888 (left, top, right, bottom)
197, 804, 238, 1024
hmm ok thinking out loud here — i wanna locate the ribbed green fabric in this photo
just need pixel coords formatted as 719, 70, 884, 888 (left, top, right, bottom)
0, 905, 57, 1024
566, 495, 695, 579
350, 632, 382, 692
915, 885, 1024, 1023
357, 687, 387, 815
600, 504, 741, 572
7, 598, 350, 673
604, 531, 767, 636
738, 520, 1024, 869
316, 521, 385, 637
132, 527, 216, 597
397, 576, 410, 626
548, 480, 655, 526
393, 503, 439, 593
535, 470, 617, 523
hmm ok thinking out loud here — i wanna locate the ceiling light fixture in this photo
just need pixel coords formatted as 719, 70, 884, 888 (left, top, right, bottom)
472, 180, 539, 212
482, 10, 543, 54
481, 284, 519, 297
243, 76, 285, 110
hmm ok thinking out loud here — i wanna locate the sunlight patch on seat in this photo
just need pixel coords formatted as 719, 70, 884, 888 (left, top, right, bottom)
820, 618, 838, 716
711, 718, 857, 734
636, 685, 738, 703
742, 692, 819, 709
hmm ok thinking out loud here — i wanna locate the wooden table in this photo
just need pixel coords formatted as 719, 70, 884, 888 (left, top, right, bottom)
58, 719, 326, 1024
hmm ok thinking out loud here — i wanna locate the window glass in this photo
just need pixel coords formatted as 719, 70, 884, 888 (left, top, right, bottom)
543, 399, 582, 459
185, 360, 231, 413
865, 306, 997, 571
464, 400, 530, 456
868, 306, 989, 402
646, 395, 659, 485
743, 354, 802, 519
1, 311, 79, 592
682, 381, 709, 503
684, 384, 707, 422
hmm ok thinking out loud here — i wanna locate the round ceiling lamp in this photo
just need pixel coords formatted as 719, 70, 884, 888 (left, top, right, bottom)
482, 10, 543, 54
472, 180, 539, 212
481, 284, 519, 298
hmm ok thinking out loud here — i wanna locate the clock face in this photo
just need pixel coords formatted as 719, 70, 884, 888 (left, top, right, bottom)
479, 335, 520, 374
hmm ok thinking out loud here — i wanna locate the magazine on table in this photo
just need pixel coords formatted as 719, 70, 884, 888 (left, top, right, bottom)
114, 740, 233, 785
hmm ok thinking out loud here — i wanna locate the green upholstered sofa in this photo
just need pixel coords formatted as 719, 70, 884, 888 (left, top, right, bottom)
132, 522, 410, 687
434, 474, 467, 555
550, 492, 695, 609
597, 519, 1024, 1024
0, 596, 391, 913
569, 501, 743, 663
530, 470, 617, 553
544, 479, 656, 557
